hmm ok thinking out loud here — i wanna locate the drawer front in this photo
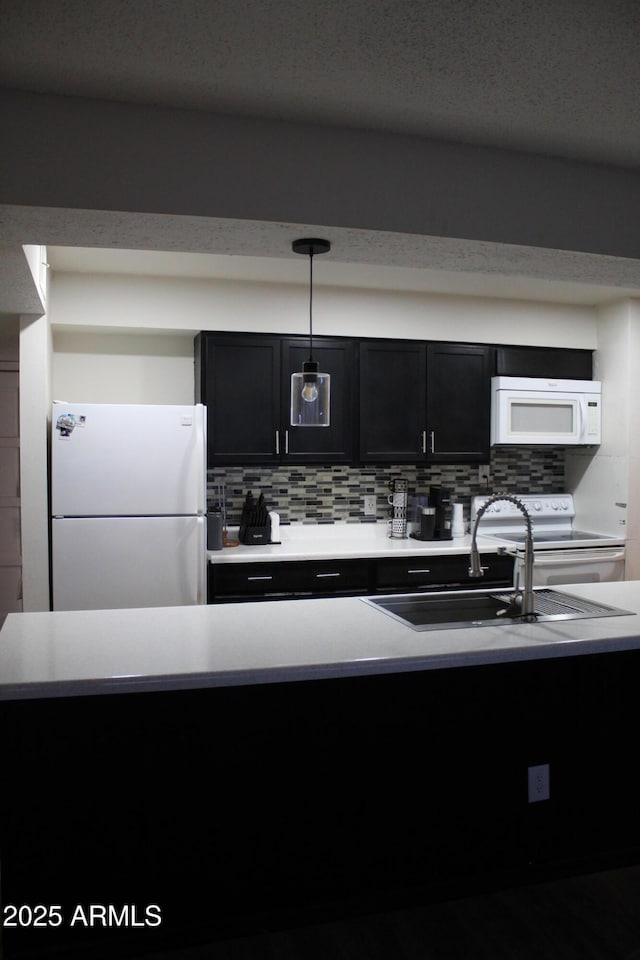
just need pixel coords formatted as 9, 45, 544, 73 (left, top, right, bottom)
211, 559, 371, 601
376, 554, 513, 591
303, 560, 371, 595
376, 559, 439, 591
212, 562, 305, 599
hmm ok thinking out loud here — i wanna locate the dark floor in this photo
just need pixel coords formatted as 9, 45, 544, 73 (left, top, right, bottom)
131, 862, 640, 960
6, 863, 640, 960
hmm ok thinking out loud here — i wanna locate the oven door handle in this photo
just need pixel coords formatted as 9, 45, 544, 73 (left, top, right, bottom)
522, 549, 626, 565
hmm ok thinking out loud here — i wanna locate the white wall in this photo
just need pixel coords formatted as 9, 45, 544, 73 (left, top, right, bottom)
52, 330, 195, 404
51, 271, 597, 342
22, 245, 48, 312
20, 311, 53, 610
625, 301, 640, 579
50, 270, 597, 401
566, 298, 640, 578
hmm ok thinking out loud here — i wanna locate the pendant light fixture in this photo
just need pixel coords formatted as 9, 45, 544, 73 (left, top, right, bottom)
290, 238, 331, 427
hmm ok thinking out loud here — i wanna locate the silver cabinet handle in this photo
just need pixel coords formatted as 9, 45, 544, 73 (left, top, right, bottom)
316, 572, 341, 578
285, 429, 289, 454
248, 575, 273, 581
275, 430, 280, 455
421, 430, 427, 454
430, 431, 435, 454
408, 569, 431, 574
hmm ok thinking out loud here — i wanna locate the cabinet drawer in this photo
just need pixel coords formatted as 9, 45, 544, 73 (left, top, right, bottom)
375, 554, 514, 592
210, 559, 371, 602
212, 562, 304, 599
303, 560, 371, 595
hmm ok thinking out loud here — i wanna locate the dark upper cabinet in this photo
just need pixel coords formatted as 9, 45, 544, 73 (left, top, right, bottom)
496, 346, 593, 380
195, 333, 281, 465
426, 343, 493, 463
359, 340, 427, 462
195, 332, 356, 466
359, 340, 493, 464
281, 338, 356, 463
197, 332, 586, 467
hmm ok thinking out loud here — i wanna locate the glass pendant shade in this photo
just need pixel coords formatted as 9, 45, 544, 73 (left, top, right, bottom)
290, 238, 331, 427
291, 361, 330, 426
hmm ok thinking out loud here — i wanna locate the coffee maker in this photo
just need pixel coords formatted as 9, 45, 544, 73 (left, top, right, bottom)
429, 485, 453, 540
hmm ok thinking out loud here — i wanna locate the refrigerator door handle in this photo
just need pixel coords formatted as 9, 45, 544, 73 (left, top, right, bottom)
195, 403, 207, 516
197, 515, 207, 604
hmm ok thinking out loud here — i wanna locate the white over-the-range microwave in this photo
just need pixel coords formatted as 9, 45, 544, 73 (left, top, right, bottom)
491, 376, 602, 446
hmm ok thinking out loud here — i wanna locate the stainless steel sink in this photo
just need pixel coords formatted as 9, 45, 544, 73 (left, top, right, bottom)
362, 588, 634, 632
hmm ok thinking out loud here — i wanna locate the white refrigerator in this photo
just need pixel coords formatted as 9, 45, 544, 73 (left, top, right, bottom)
51, 402, 207, 611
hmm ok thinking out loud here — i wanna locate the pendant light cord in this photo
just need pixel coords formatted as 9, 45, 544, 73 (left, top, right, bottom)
308, 247, 314, 362
292, 237, 330, 365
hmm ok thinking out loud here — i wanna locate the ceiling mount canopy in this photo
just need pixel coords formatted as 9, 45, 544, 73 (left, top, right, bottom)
291, 238, 331, 257
290, 237, 331, 427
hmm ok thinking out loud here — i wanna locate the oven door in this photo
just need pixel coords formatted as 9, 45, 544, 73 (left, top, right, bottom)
514, 547, 626, 586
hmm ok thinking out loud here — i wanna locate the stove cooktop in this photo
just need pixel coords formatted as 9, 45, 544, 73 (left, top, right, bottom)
500, 531, 616, 544
472, 494, 625, 550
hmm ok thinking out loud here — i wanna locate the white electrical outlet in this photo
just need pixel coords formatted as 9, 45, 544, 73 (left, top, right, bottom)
364, 495, 376, 516
528, 763, 550, 803
478, 464, 492, 485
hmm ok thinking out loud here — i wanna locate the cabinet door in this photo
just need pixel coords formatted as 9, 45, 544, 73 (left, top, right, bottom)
282, 338, 356, 463
496, 346, 593, 380
426, 343, 493, 463
359, 341, 427, 462
196, 334, 280, 465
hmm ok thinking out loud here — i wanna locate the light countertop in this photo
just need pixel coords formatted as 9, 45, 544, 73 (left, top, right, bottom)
207, 521, 500, 563
1, 581, 640, 702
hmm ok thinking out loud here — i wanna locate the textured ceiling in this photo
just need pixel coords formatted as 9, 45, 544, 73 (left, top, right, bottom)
2, 0, 640, 311
1, 0, 639, 168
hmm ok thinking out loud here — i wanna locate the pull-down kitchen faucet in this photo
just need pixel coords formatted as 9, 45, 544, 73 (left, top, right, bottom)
469, 494, 536, 620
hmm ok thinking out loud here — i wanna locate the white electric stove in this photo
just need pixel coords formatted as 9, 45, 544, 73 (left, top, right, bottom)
471, 494, 626, 585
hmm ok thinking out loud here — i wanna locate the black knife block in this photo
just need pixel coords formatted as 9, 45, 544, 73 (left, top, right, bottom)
239, 490, 271, 544
239, 524, 271, 545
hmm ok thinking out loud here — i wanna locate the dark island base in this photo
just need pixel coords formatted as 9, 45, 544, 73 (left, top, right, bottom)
2, 650, 640, 958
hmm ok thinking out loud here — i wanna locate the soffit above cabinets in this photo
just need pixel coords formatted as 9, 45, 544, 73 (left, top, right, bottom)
45, 242, 640, 308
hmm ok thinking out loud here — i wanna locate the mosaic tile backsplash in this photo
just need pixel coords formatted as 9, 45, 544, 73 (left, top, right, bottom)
208, 449, 565, 528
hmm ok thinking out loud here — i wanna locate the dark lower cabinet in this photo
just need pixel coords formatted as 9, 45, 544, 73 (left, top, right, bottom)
3, 651, 639, 958
209, 553, 514, 602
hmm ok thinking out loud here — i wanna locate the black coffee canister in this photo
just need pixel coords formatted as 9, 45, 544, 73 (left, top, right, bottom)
420, 507, 436, 540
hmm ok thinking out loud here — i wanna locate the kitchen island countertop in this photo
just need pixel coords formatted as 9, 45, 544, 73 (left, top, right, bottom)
1, 581, 639, 701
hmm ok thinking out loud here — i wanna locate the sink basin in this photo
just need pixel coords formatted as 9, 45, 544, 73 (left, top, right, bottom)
362, 588, 634, 631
